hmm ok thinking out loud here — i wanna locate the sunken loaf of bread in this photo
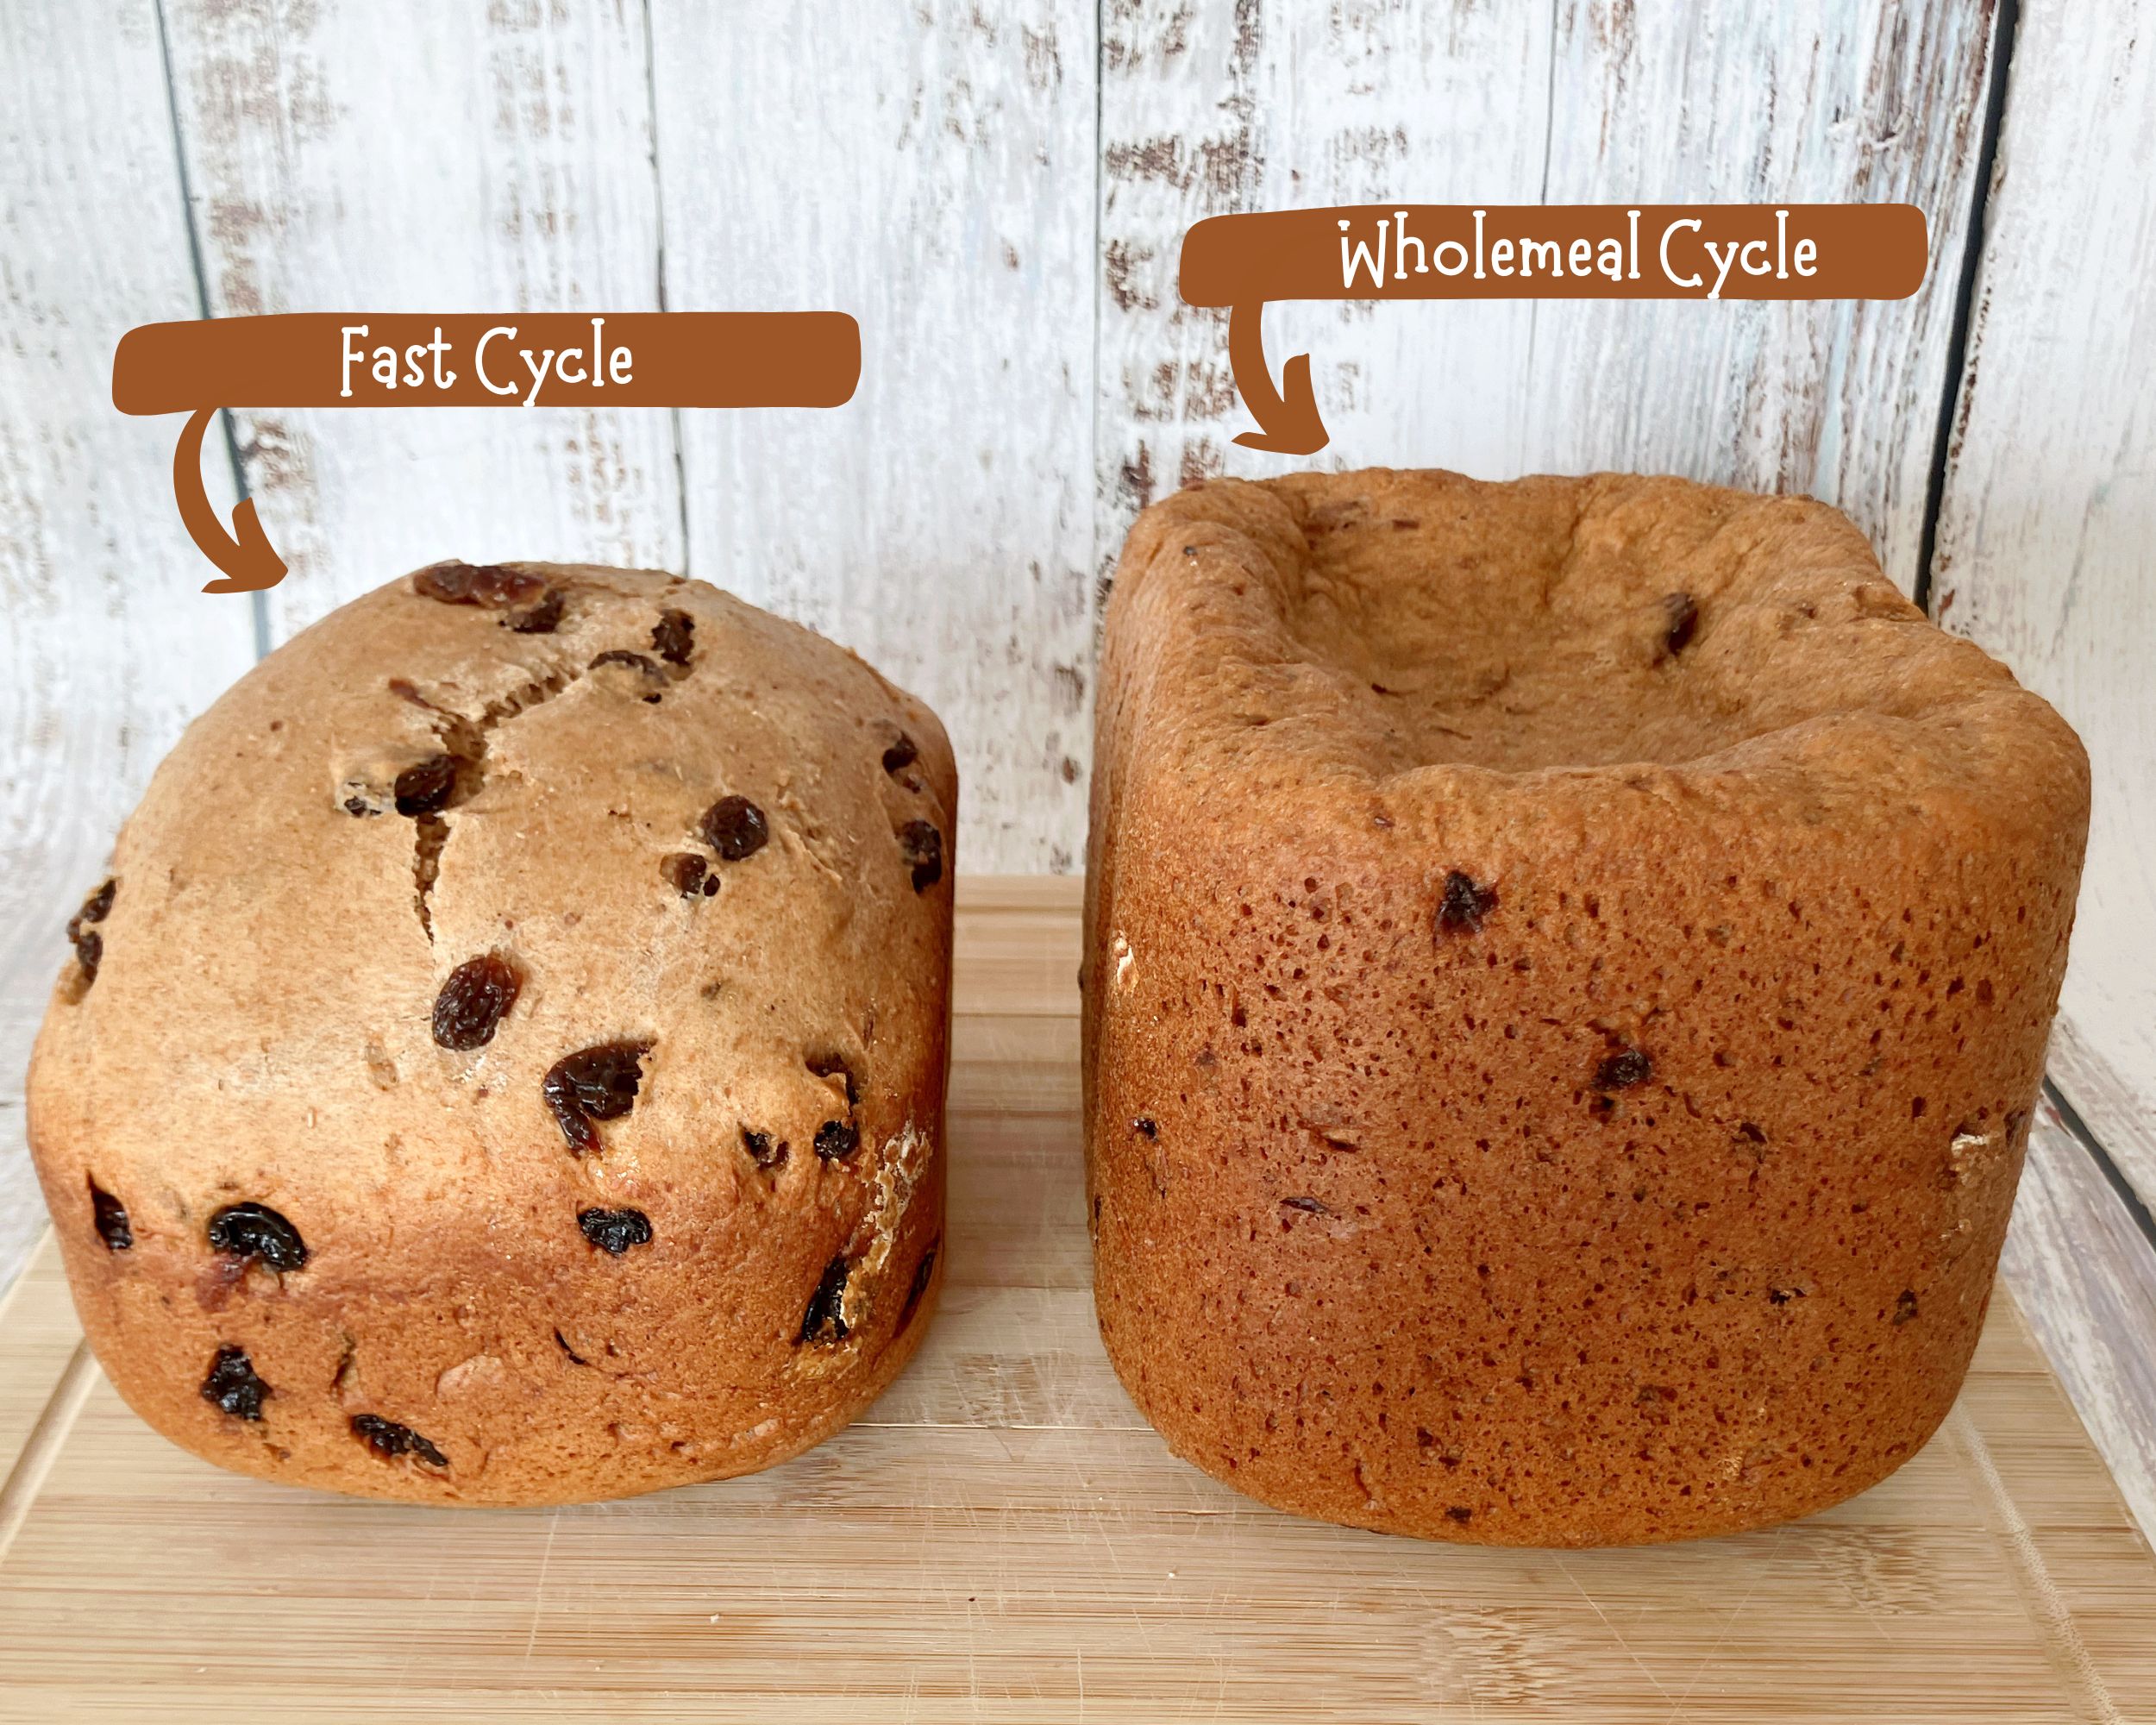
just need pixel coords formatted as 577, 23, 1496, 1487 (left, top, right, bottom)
28, 561, 955, 1505
1084, 469, 2088, 1546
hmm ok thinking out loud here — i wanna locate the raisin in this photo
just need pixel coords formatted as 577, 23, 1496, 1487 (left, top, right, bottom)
579, 1207, 654, 1254
66, 879, 116, 982
1663, 592, 1700, 656
1893, 1289, 1920, 1325
350, 1413, 448, 1468
200, 1346, 269, 1421
506, 587, 564, 634
897, 1240, 939, 1333
899, 819, 943, 892
543, 1041, 653, 1156
393, 755, 458, 817
76, 879, 116, 925
663, 852, 710, 898
743, 1127, 788, 1170
700, 795, 769, 861
1132, 1116, 1157, 1138
799, 1254, 851, 1344
413, 561, 547, 609
881, 734, 918, 777
1437, 870, 1498, 936
1445, 1505, 1474, 1525
651, 609, 695, 667
89, 1180, 132, 1251
431, 952, 522, 1051
1281, 1195, 1332, 1215
206, 1203, 309, 1272
814, 1120, 861, 1162
1594, 1047, 1652, 1091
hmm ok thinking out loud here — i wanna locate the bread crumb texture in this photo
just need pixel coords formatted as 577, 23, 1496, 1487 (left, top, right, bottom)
1083, 470, 2089, 1546
30, 563, 956, 1505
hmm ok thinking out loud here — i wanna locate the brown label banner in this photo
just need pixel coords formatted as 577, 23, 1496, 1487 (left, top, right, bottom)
1180, 204, 1926, 304
1177, 203, 1927, 456
113, 311, 860, 413
112, 311, 861, 593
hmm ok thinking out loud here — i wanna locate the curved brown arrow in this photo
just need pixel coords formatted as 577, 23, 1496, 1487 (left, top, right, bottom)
173, 408, 286, 593
1226, 302, 1327, 455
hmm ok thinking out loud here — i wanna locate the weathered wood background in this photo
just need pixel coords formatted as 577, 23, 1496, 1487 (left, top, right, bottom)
3, 0, 2152, 1538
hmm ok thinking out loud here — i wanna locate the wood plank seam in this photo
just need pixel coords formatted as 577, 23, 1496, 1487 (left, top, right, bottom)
0, 1343, 97, 1570
1942, 1403, 2125, 1725
2046, 1077, 2156, 1257
148, 0, 268, 661
1914, 0, 2018, 618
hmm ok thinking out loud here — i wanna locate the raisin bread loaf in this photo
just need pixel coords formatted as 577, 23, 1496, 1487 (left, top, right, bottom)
29, 561, 954, 1505
1084, 469, 2088, 1546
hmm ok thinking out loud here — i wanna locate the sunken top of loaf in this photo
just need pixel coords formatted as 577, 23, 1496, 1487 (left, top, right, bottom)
1106, 469, 2084, 832
30, 562, 956, 1239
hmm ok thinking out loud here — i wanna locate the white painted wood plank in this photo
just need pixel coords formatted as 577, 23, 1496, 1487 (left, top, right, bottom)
1933, 0, 2156, 1210
1100, 0, 2001, 595
650, 0, 1099, 874
161, 0, 684, 640
2002, 1095, 2156, 1549
0, 0, 259, 1298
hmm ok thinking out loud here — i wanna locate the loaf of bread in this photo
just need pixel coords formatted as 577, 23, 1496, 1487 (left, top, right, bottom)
28, 561, 955, 1505
1084, 469, 2088, 1546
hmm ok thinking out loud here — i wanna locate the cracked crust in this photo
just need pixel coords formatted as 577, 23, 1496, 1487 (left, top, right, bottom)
28, 562, 956, 1505
1084, 469, 2089, 1546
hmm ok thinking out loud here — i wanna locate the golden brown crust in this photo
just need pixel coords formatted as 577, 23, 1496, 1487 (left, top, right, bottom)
1084, 469, 2088, 1546
29, 563, 955, 1505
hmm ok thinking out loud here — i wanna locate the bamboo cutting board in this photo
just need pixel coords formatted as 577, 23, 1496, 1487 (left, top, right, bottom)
0, 879, 2149, 1723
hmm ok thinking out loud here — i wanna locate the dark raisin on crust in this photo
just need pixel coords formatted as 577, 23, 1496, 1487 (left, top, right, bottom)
651, 608, 695, 667
206, 1203, 309, 1272
814, 1120, 861, 1162
799, 1254, 851, 1345
350, 1413, 448, 1468
1663, 592, 1700, 656
1445, 1505, 1475, 1524
897, 1240, 939, 1334
1893, 1289, 1920, 1325
431, 952, 523, 1051
506, 587, 565, 634
743, 1127, 788, 1170
700, 795, 769, 862
881, 733, 918, 777
542, 1041, 653, 1156
579, 1207, 654, 1254
89, 1180, 132, 1251
413, 561, 547, 610
1594, 1046, 1653, 1091
200, 1346, 269, 1421
1131, 1116, 1157, 1138
393, 755, 458, 817
1436, 870, 1498, 936
663, 852, 711, 898
1281, 1195, 1332, 1215
899, 819, 943, 892
66, 879, 116, 983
